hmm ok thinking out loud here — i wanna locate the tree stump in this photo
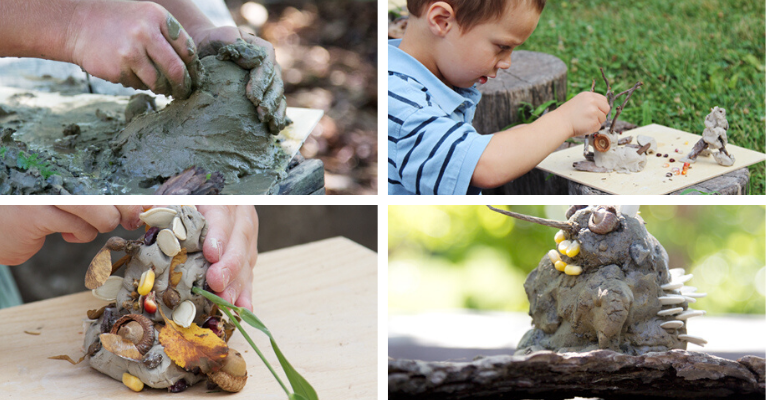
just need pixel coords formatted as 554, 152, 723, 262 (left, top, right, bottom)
568, 168, 750, 195
389, 350, 765, 400
473, 50, 567, 195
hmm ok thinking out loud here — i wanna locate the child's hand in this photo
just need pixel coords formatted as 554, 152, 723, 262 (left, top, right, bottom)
0, 206, 143, 266
557, 92, 610, 137
67, 1, 201, 99
196, 206, 259, 311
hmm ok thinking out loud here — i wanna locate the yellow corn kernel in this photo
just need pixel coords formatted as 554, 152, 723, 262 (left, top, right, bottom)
565, 241, 581, 257
557, 240, 571, 254
122, 373, 144, 392
554, 230, 566, 244
564, 265, 582, 276
137, 269, 155, 296
547, 250, 561, 264
554, 260, 567, 272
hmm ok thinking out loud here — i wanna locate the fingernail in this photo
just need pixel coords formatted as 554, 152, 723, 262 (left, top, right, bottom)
225, 287, 237, 303
221, 268, 230, 288
210, 238, 223, 261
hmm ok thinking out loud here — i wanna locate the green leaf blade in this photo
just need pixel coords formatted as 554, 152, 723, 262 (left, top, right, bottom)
272, 339, 319, 400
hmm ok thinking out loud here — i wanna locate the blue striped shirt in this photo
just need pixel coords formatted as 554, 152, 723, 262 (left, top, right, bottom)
388, 39, 492, 195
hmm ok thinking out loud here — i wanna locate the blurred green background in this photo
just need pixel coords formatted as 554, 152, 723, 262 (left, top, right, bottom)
389, 205, 766, 315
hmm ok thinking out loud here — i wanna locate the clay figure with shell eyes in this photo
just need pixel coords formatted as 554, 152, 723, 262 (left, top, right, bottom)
487, 205, 707, 355
82, 205, 248, 393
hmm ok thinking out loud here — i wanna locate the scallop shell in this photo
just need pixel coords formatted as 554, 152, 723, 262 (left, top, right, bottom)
92, 276, 124, 302
157, 229, 181, 257
139, 207, 177, 229
660, 320, 684, 329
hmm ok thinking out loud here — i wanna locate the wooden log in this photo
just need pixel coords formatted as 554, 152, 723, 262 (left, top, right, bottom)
474, 50, 567, 195
273, 158, 325, 195
389, 350, 765, 400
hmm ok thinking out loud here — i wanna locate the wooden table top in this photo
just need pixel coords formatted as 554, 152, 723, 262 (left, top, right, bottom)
0, 237, 377, 399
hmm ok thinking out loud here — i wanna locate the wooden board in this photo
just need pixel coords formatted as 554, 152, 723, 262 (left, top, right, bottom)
537, 124, 766, 195
0, 237, 377, 399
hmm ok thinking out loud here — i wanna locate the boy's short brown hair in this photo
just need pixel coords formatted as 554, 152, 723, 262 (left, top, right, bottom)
407, 0, 545, 31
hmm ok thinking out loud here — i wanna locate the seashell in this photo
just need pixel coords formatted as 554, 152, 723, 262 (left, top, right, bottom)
157, 229, 181, 257
110, 314, 155, 355
92, 276, 124, 302
619, 205, 640, 218
680, 286, 697, 293
669, 268, 685, 277
592, 133, 610, 152
139, 207, 177, 229
660, 320, 684, 329
172, 300, 196, 328
658, 295, 685, 305
657, 307, 683, 316
678, 334, 707, 346
661, 282, 683, 291
682, 296, 697, 303
684, 292, 707, 298
671, 274, 693, 284
172, 216, 187, 241
676, 309, 705, 320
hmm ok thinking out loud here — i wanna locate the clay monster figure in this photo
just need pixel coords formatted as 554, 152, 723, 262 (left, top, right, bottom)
574, 69, 648, 173
682, 106, 735, 166
83, 206, 247, 392
487, 205, 708, 356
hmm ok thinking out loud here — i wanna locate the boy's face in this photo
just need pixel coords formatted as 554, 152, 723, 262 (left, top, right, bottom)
435, 3, 541, 89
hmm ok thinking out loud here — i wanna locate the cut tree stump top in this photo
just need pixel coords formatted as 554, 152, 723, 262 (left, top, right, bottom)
473, 50, 567, 135
0, 237, 377, 399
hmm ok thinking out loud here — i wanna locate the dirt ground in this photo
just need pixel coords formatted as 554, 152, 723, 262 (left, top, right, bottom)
224, 0, 377, 195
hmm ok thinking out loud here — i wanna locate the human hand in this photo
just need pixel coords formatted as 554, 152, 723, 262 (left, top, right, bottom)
556, 92, 610, 137
191, 26, 290, 134
196, 205, 259, 311
67, 1, 203, 99
0, 205, 143, 266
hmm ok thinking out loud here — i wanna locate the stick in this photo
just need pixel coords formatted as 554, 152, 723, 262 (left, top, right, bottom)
486, 206, 574, 233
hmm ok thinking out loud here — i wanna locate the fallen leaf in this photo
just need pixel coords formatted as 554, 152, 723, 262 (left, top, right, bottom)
169, 249, 187, 288
159, 309, 228, 374
49, 354, 86, 365
99, 333, 143, 361
85, 246, 112, 289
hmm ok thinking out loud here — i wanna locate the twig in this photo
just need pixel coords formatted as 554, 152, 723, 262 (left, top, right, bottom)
486, 206, 574, 234
610, 81, 643, 133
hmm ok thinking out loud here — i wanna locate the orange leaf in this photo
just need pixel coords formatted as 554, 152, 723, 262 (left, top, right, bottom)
169, 249, 187, 288
158, 309, 228, 373
99, 333, 143, 361
85, 247, 112, 289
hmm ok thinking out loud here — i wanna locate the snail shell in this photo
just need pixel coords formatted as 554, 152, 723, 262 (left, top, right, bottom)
110, 314, 155, 355
592, 133, 610, 152
588, 205, 619, 234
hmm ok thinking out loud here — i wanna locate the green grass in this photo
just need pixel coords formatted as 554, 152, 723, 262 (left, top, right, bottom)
520, 0, 765, 194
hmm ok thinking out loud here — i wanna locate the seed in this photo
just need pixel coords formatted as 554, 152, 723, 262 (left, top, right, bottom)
675, 148, 680, 153
144, 293, 158, 314
157, 229, 181, 257
137, 270, 155, 296
663, 154, 668, 158
669, 158, 675, 162
681, 170, 687, 175
565, 241, 580, 257
564, 265, 582, 276
554, 230, 566, 244
554, 260, 567, 272
92, 276, 124, 302
122, 373, 144, 392
144, 227, 160, 246
547, 250, 561, 264
172, 216, 187, 241
172, 300, 197, 328
663, 163, 669, 168
656, 153, 662, 157
169, 379, 188, 393
683, 162, 690, 168
139, 207, 177, 229
557, 240, 571, 254
666, 173, 672, 177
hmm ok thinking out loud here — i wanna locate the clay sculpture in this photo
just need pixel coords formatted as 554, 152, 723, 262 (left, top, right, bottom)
112, 40, 291, 183
487, 205, 708, 356
574, 69, 646, 173
82, 205, 247, 392
681, 106, 735, 166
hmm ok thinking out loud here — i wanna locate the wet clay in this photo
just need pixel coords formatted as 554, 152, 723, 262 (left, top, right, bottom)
593, 133, 648, 173
112, 56, 287, 182
84, 206, 224, 390
515, 207, 693, 356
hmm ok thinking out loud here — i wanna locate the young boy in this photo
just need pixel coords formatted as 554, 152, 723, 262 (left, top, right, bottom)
388, 0, 610, 195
